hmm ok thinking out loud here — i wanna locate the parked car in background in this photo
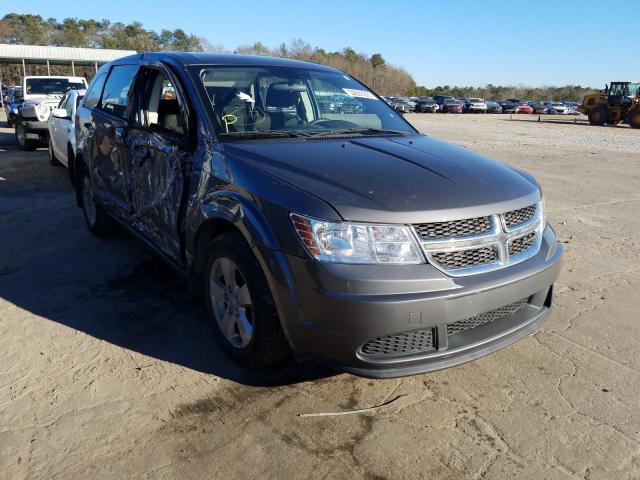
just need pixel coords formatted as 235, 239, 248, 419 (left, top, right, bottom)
545, 102, 568, 114
391, 98, 412, 113
441, 99, 463, 113
415, 96, 439, 113
434, 95, 455, 111
47, 89, 85, 179
15, 75, 87, 150
334, 94, 364, 114
499, 100, 517, 113
73, 52, 561, 378
466, 98, 488, 113
4, 87, 23, 127
515, 103, 534, 114
485, 100, 503, 113
528, 102, 550, 114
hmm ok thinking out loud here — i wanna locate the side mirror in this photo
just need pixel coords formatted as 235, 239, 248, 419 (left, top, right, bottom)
51, 108, 69, 119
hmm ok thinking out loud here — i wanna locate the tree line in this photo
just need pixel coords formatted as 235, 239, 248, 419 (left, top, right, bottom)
410, 84, 599, 103
1, 13, 596, 101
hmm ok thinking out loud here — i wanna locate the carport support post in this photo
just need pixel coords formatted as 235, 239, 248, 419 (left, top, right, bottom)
47, 59, 50, 75
22, 58, 26, 77
71, 61, 75, 76
0, 66, 4, 109
94, 62, 98, 74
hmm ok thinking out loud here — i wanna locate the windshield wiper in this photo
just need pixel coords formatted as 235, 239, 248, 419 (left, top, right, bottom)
304, 127, 407, 137
218, 130, 311, 139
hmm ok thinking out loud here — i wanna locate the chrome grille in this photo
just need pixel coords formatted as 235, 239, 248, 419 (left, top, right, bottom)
447, 299, 528, 335
361, 328, 435, 357
504, 204, 537, 228
413, 201, 543, 276
414, 216, 491, 239
508, 232, 536, 256
432, 247, 497, 269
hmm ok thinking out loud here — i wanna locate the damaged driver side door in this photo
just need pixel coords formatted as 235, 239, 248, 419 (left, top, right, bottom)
125, 65, 190, 263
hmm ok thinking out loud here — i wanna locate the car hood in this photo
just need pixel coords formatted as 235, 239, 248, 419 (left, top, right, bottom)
224, 134, 539, 223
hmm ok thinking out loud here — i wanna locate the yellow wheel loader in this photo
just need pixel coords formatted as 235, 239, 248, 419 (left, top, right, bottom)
579, 82, 640, 128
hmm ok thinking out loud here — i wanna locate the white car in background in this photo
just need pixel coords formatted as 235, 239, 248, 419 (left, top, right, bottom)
466, 98, 488, 113
47, 89, 85, 180
545, 101, 569, 114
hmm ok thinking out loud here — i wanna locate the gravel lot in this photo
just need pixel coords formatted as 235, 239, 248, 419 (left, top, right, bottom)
1, 111, 639, 479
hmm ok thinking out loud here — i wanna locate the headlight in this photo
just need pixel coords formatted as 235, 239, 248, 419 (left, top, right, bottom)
35, 104, 49, 121
290, 213, 424, 264
12, 107, 18, 114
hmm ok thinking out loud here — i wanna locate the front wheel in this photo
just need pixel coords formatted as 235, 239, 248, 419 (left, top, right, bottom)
15, 121, 36, 151
588, 107, 607, 126
78, 167, 115, 237
47, 133, 63, 166
627, 110, 640, 129
203, 232, 290, 368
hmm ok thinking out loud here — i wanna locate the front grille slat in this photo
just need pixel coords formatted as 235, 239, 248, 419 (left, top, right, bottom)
431, 247, 497, 270
504, 204, 537, 228
508, 232, 536, 256
447, 299, 528, 335
414, 216, 491, 239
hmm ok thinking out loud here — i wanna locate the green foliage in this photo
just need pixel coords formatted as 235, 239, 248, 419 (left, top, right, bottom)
0, 13, 203, 52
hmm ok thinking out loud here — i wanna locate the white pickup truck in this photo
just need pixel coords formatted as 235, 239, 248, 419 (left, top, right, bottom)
15, 75, 87, 150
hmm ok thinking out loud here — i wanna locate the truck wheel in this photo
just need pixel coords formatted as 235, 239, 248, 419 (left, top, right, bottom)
203, 232, 290, 368
47, 133, 62, 166
15, 121, 36, 151
628, 111, 640, 129
78, 167, 115, 237
588, 107, 607, 126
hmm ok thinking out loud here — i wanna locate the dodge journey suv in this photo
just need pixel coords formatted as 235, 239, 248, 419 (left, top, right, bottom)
73, 52, 562, 378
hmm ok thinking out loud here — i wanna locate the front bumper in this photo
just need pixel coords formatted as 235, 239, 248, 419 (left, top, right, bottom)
264, 226, 562, 378
22, 120, 49, 136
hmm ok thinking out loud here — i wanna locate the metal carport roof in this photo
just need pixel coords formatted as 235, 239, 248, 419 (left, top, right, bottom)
0, 43, 136, 64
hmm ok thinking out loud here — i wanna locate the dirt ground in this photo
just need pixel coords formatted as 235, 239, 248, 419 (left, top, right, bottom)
1, 111, 639, 479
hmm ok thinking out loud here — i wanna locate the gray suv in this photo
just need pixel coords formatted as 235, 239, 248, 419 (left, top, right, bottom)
73, 52, 562, 378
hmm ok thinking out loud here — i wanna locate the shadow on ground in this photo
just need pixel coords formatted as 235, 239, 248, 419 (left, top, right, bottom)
0, 141, 334, 388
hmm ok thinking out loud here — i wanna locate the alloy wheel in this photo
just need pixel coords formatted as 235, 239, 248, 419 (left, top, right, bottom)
209, 257, 254, 348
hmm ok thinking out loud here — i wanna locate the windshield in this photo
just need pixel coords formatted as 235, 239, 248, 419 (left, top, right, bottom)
195, 65, 414, 137
25, 78, 86, 96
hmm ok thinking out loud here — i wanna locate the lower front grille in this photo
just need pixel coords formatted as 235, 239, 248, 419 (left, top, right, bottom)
508, 232, 536, 256
447, 299, 528, 335
360, 328, 435, 357
432, 247, 497, 270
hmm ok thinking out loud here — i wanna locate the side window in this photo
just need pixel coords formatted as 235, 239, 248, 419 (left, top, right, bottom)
100, 65, 139, 119
83, 72, 106, 109
58, 94, 69, 110
139, 69, 185, 135
65, 95, 75, 117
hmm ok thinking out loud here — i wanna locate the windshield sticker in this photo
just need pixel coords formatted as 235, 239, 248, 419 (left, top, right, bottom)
342, 88, 376, 100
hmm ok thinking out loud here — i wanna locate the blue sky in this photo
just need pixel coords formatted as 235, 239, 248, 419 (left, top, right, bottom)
4, 0, 635, 88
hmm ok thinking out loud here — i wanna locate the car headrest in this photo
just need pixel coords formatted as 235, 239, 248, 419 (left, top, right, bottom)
266, 82, 305, 108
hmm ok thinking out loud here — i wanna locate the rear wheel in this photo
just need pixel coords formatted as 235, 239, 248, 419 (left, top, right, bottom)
203, 232, 290, 368
588, 107, 607, 126
79, 167, 115, 237
627, 110, 640, 129
47, 133, 63, 166
15, 121, 36, 151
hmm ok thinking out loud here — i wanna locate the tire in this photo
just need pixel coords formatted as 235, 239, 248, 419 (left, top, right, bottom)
15, 120, 36, 151
627, 110, 640, 129
47, 133, 63, 166
588, 107, 607, 126
203, 232, 290, 368
78, 167, 115, 237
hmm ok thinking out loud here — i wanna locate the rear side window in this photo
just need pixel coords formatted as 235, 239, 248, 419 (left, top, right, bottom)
100, 65, 139, 118
83, 72, 106, 109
